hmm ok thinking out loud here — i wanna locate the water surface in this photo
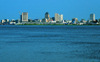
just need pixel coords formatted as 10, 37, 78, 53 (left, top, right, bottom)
0, 25, 100, 62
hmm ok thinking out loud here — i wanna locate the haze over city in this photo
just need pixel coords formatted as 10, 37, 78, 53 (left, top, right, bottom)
0, 0, 100, 20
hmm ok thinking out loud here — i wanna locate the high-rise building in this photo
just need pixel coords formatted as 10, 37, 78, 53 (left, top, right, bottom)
20, 15, 22, 22
90, 14, 95, 21
59, 14, 63, 21
55, 13, 63, 22
22, 12, 28, 22
44, 12, 52, 22
45, 12, 50, 19
55, 13, 59, 21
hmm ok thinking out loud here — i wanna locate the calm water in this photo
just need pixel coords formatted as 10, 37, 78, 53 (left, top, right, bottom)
0, 25, 100, 62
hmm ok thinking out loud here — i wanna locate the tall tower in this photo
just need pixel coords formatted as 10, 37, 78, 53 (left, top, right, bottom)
90, 14, 95, 21
44, 12, 51, 22
59, 14, 63, 21
55, 13, 59, 21
22, 12, 28, 22
45, 12, 49, 19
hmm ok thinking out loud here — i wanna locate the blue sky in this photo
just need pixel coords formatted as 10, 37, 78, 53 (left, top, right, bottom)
0, 0, 100, 20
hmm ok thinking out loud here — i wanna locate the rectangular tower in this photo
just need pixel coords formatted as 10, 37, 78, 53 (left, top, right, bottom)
22, 12, 28, 22
55, 13, 63, 23
90, 14, 95, 21
59, 14, 63, 21
55, 13, 59, 21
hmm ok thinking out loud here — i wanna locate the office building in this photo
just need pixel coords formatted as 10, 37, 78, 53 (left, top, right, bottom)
10, 19, 16, 25
55, 13, 63, 23
6, 19, 9, 22
22, 12, 28, 22
1, 19, 6, 23
1, 19, 9, 23
1, 19, 10, 25
44, 12, 52, 22
90, 14, 95, 21
72, 18, 78, 24
45, 12, 50, 19
59, 14, 63, 21
55, 13, 59, 21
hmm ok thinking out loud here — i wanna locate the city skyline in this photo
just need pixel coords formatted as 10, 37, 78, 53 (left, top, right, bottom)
0, 12, 99, 22
1, 12, 100, 25
0, 11, 99, 21
0, 12, 99, 21
0, 0, 100, 20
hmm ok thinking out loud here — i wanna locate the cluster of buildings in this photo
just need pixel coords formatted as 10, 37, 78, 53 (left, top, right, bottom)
0, 12, 100, 25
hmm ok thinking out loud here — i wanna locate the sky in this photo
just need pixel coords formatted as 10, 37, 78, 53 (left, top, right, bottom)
0, 0, 100, 21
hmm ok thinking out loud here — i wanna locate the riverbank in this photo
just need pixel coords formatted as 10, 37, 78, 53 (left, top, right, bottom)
16, 23, 100, 26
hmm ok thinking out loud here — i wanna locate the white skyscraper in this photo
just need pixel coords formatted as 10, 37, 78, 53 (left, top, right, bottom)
55, 13, 59, 21
22, 12, 28, 22
90, 14, 95, 21
55, 13, 63, 22
59, 14, 63, 21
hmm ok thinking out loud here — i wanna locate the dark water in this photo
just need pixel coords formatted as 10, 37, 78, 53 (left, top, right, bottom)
0, 25, 100, 62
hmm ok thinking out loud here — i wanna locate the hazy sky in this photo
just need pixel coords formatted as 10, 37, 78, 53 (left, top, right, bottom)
0, 0, 100, 20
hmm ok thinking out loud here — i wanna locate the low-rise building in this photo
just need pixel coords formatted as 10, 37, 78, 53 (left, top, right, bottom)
1, 19, 10, 25
10, 19, 16, 25
66, 20, 72, 24
49, 21, 56, 24
72, 18, 78, 24
1, 19, 6, 23
10, 22, 16, 25
80, 19, 87, 24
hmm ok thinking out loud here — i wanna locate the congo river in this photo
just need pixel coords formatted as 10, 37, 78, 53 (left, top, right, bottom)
0, 25, 100, 62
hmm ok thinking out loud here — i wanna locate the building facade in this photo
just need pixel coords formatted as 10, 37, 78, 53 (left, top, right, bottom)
1, 19, 10, 25
90, 14, 95, 21
22, 12, 28, 22
55, 13, 59, 21
59, 14, 63, 21
55, 13, 63, 23
45, 12, 50, 19
72, 18, 78, 24
43, 12, 52, 22
1, 19, 6, 23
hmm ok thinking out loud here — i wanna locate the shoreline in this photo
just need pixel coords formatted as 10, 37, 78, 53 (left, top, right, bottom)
15, 24, 100, 26
1, 23, 100, 26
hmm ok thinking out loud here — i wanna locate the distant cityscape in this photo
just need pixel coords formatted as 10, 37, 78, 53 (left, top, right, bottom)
0, 12, 100, 25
